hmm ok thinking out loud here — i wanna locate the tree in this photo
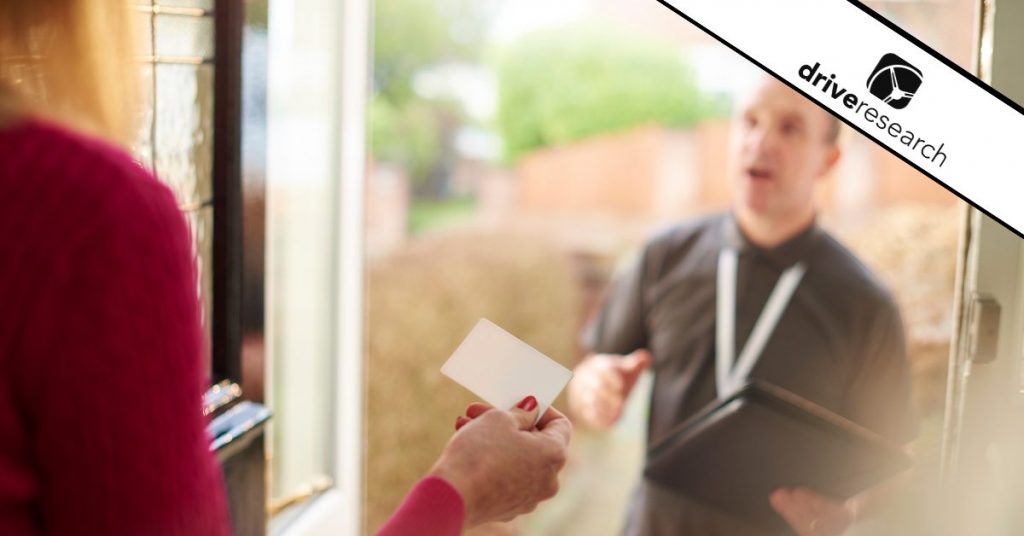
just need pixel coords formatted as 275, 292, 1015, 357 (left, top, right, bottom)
370, 0, 496, 195
496, 24, 726, 162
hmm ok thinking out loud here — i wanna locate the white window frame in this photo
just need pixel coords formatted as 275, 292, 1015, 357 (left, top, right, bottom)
266, 0, 370, 533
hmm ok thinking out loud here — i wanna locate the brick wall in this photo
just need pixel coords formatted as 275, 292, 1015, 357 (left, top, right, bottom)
503, 121, 957, 234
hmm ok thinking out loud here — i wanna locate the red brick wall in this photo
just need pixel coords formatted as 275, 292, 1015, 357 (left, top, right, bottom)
517, 125, 663, 219
874, 146, 957, 206
499, 121, 958, 234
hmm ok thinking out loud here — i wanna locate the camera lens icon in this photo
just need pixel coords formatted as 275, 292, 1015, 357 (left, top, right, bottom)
867, 53, 923, 110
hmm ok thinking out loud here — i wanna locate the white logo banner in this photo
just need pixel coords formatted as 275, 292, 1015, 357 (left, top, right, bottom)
657, 0, 1024, 237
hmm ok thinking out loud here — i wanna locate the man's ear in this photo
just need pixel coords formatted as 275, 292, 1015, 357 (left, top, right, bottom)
818, 144, 841, 179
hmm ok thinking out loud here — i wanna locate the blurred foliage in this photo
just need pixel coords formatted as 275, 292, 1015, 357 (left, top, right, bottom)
373, 0, 495, 106
370, 96, 443, 187
408, 196, 477, 235
371, 0, 496, 193
496, 24, 728, 163
244, 0, 269, 29
364, 233, 579, 534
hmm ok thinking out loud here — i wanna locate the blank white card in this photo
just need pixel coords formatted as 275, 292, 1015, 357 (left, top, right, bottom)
441, 318, 573, 421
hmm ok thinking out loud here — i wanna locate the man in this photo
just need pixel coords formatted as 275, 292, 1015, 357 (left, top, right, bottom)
568, 76, 917, 536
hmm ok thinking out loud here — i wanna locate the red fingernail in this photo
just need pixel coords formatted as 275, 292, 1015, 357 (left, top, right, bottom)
517, 396, 538, 411
455, 416, 469, 430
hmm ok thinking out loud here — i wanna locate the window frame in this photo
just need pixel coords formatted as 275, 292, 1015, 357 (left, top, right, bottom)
212, 0, 246, 387
940, 0, 1024, 531
262, 0, 371, 532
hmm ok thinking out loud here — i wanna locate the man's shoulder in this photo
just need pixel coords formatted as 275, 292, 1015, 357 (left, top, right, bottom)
812, 230, 898, 310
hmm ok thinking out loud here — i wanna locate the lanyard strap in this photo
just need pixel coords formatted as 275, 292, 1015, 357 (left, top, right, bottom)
715, 248, 806, 399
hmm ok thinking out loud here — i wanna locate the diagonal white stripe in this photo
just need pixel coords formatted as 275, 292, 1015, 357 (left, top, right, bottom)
657, 0, 1024, 237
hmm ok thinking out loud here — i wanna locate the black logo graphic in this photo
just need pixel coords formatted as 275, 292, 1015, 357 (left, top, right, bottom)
866, 54, 923, 109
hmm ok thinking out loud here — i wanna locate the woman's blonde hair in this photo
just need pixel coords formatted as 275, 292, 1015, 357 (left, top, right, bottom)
0, 0, 140, 145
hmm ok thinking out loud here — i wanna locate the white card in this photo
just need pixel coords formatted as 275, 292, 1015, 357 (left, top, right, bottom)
441, 318, 573, 422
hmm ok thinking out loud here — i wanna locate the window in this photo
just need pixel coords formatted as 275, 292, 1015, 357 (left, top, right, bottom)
133, 0, 371, 531
133, 0, 218, 376
133, 1, 274, 532
133, 0, 251, 388
263, 0, 370, 533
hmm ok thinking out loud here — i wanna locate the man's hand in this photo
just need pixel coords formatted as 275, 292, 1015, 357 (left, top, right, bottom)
770, 487, 858, 536
430, 398, 572, 529
567, 349, 652, 430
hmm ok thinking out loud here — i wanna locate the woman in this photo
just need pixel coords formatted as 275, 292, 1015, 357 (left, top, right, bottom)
0, 1, 231, 534
0, 2, 570, 534
378, 397, 572, 535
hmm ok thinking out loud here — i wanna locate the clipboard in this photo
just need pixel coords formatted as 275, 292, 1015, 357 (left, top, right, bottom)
643, 381, 912, 529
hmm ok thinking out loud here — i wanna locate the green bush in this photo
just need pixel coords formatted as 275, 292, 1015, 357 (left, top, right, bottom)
373, 0, 489, 105
370, 0, 492, 193
369, 96, 443, 188
497, 24, 726, 162
408, 196, 476, 235
364, 233, 579, 533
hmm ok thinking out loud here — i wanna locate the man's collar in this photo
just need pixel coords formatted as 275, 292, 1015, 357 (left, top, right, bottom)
723, 211, 821, 268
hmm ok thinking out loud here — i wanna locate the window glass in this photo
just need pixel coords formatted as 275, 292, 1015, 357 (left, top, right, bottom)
263, 0, 342, 521
134, 3, 217, 370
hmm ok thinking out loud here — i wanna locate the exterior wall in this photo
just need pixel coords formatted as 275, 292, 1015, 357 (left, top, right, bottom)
504, 121, 956, 232
516, 125, 663, 219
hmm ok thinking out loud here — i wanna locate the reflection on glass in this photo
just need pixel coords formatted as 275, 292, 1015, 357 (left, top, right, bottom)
156, 0, 215, 11
154, 63, 214, 208
240, 23, 269, 404
261, 0, 336, 508
132, 62, 156, 170
154, 14, 215, 60
185, 206, 215, 373
132, 1, 216, 382
267, 165, 336, 503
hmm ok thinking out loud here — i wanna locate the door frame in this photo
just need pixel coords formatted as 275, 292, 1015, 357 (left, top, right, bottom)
941, 0, 1024, 531
266, 0, 370, 532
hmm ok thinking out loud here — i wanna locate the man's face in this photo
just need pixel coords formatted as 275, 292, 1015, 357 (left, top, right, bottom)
728, 79, 839, 219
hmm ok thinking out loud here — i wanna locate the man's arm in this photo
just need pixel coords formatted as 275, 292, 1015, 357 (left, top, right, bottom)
570, 247, 654, 429
568, 350, 652, 429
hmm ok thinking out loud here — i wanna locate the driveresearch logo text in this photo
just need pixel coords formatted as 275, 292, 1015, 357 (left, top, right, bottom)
866, 53, 923, 109
798, 60, 947, 168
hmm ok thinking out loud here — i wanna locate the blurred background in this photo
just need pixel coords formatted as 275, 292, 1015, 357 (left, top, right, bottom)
115, 0, 1024, 533
357, 0, 976, 534
124, 0, 1024, 532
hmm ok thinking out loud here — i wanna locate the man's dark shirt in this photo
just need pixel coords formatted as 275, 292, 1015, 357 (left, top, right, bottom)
582, 212, 917, 536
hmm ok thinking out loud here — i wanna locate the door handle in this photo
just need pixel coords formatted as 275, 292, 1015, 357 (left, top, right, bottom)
967, 293, 1000, 364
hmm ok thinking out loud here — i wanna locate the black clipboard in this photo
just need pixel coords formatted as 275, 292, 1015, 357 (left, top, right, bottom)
643, 381, 912, 530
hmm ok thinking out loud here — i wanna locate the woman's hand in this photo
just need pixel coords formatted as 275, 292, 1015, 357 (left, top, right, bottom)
430, 397, 572, 528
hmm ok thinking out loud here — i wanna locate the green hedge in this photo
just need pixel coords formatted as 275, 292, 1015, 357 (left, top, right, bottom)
497, 24, 725, 162
369, 96, 443, 188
